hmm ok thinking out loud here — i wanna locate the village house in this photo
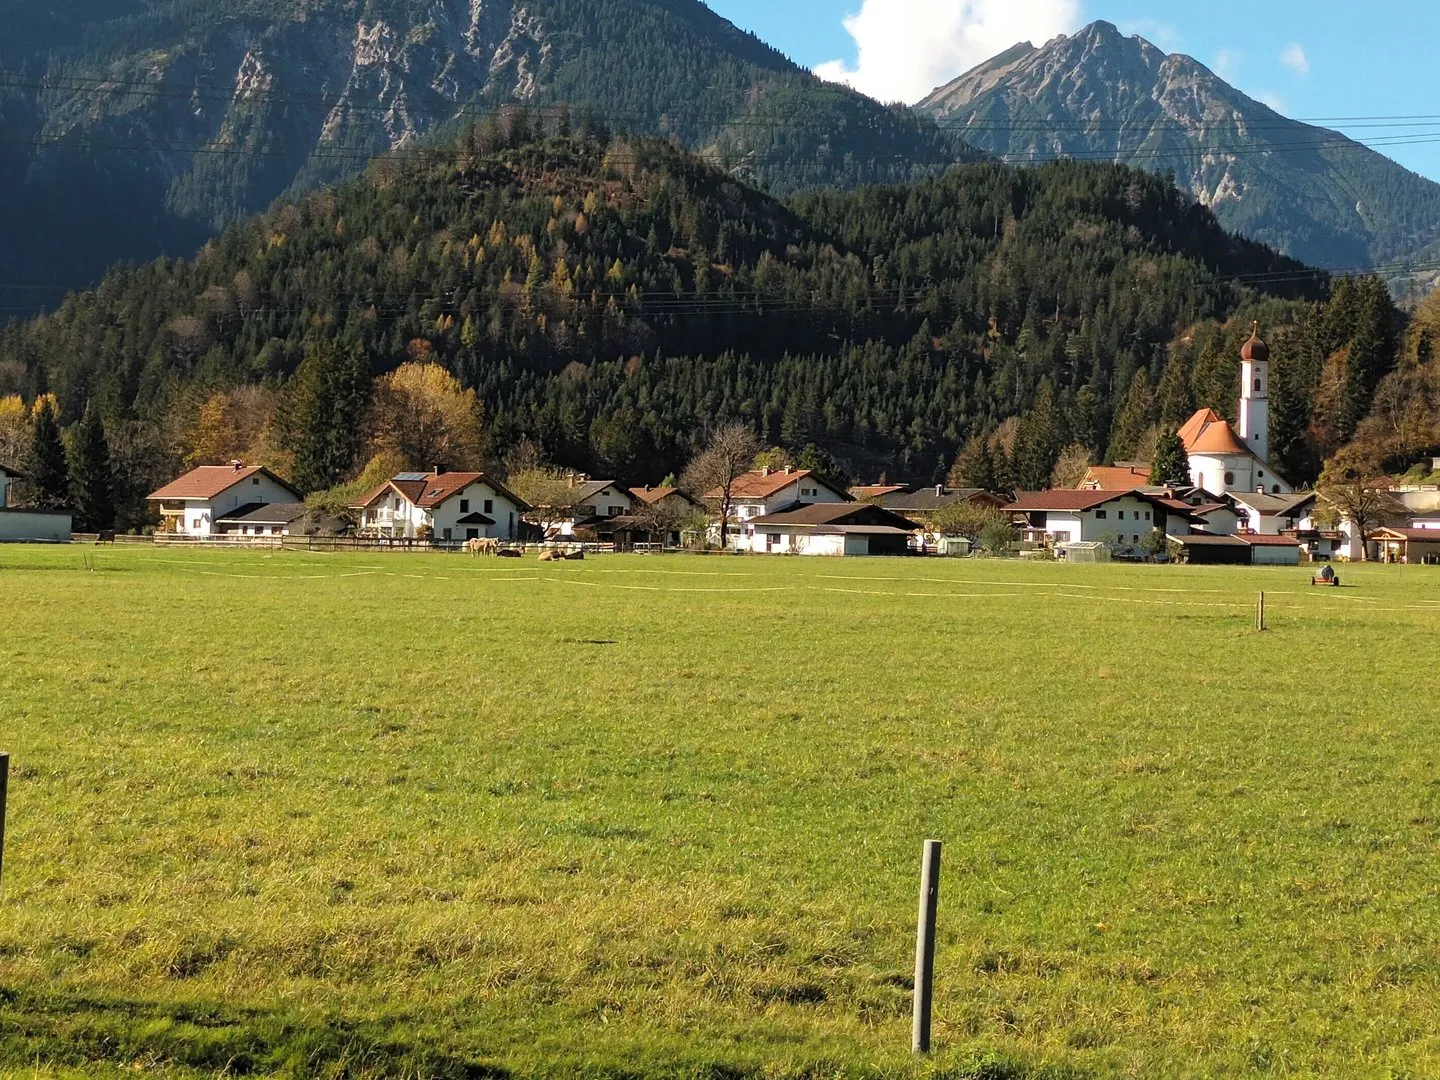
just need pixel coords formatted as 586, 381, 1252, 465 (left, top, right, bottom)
741, 502, 921, 556
868, 485, 1008, 550
1228, 491, 1317, 535
1370, 527, 1440, 564
148, 463, 301, 537
1006, 490, 1199, 546
1171, 533, 1304, 566
1178, 325, 1294, 497
850, 484, 909, 500
1078, 464, 1153, 490
711, 466, 850, 548
527, 477, 634, 538
352, 468, 529, 541
604, 485, 705, 548
0, 462, 72, 542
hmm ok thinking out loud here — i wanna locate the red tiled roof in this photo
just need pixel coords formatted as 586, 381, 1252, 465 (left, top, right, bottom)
710, 469, 847, 501
629, 485, 701, 507
1239, 534, 1302, 547
149, 465, 298, 501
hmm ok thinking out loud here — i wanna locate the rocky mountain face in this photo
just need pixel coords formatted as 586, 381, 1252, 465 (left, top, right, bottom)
918, 21, 1440, 286
0, 0, 974, 313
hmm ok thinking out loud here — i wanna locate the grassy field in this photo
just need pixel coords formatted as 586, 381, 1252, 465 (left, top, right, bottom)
2, 545, 1440, 1079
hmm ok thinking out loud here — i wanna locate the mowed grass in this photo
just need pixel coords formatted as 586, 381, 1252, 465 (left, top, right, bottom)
2, 546, 1440, 1079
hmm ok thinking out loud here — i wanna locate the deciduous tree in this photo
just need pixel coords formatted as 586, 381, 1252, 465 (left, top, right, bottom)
681, 424, 761, 545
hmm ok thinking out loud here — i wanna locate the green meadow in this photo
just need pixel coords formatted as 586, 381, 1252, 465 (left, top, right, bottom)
2, 545, 1439, 1079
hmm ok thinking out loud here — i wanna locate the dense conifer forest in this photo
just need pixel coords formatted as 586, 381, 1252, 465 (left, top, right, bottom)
0, 122, 1409, 527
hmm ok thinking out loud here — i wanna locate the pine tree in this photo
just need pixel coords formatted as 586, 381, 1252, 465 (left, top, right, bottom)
29, 397, 70, 509
1107, 369, 1156, 463
68, 405, 115, 531
950, 435, 998, 493
1011, 381, 1064, 491
1149, 431, 1190, 488
282, 342, 372, 493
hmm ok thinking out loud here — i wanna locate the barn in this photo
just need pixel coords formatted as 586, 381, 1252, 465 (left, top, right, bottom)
743, 502, 921, 556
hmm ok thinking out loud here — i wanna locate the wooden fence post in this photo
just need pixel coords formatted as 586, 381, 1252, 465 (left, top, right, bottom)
912, 839, 942, 1053
0, 751, 9, 889
1257, 591, 1266, 632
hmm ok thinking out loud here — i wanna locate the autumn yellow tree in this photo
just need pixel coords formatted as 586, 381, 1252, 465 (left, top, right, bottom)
0, 395, 30, 464
184, 386, 282, 469
365, 363, 487, 470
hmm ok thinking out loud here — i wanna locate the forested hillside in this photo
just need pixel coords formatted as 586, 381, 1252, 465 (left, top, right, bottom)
3, 121, 1406, 528
0, 0, 975, 313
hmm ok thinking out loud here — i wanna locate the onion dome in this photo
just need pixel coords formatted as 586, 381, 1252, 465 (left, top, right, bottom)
1240, 321, 1270, 363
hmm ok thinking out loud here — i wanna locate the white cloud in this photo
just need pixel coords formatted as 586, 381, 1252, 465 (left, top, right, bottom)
1211, 48, 1242, 82
1279, 42, 1309, 75
815, 0, 1085, 105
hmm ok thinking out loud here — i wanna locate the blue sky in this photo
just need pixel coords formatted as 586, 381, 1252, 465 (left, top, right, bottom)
703, 0, 1440, 182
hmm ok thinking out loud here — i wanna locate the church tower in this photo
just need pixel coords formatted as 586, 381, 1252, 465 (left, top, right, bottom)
1238, 323, 1270, 466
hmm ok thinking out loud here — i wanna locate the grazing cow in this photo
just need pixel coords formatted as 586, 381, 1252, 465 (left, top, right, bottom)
95, 530, 116, 545
466, 537, 500, 556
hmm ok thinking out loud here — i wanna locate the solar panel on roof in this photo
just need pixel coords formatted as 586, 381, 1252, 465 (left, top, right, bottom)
395, 472, 430, 481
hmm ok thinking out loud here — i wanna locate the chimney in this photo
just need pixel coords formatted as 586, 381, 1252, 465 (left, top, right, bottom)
783, 465, 793, 475
936, 484, 945, 497
432, 463, 447, 476
231, 459, 243, 471
568, 473, 576, 489
760, 465, 771, 477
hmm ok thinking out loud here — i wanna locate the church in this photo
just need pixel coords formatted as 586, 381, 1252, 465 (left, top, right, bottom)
1178, 324, 1293, 496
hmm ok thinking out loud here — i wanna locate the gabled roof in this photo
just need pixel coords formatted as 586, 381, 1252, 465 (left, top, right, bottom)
751, 502, 920, 531
149, 464, 300, 501
567, 479, 630, 505
1239, 533, 1302, 547
351, 471, 531, 512
1371, 527, 1440, 542
0, 461, 27, 479
1007, 489, 1200, 518
1230, 491, 1316, 516
713, 468, 850, 502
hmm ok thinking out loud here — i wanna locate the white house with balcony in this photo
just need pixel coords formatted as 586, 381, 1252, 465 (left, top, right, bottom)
147, 463, 301, 536
1006, 490, 1200, 546
706, 466, 850, 549
352, 468, 529, 542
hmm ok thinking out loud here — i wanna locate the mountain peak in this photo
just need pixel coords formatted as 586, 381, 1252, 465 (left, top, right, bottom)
917, 23, 1440, 276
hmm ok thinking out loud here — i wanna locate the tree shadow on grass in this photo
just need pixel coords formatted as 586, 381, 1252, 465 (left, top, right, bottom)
0, 986, 508, 1078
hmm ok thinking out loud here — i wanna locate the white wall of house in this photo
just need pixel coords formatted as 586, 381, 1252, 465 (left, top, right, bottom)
0, 468, 11, 508
366, 481, 523, 540
732, 479, 846, 523
1033, 497, 1161, 544
1194, 507, 1242, 536
167, 474, 298, 536
0, 508, 72, 542
741, 527, 851, 556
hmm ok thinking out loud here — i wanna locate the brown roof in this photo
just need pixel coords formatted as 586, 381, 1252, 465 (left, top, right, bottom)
1079, 466, 1151, 490
851, 485, 908, 499
351, 471, 530, 511
149, 465, 299, 501
751, 502, 920, 530
711, 468, 847, 501
1372, 527, 1440, 542
1240, 534, 1302, 547
1008, 489, 1196, 517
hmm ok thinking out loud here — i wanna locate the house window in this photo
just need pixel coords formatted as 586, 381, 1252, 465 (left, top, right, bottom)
460, 499, 469, 512
252, 476, 260, 485
484, 499, 493, 514
1117, 510, 1125, 520
1095, 509, 1107, 520
466, 528, 479, 540
1258, 470, 1265, 479
1224, 472, 1235, 486
442, 528, 452, 541
1133, 534, 1140, 543
192, 519, 201, 529
1255, 379, 1263, 392
1144, 511, 1151, 521
394, 498, 402, 511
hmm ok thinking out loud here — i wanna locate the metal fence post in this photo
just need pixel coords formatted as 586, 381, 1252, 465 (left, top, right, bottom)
912, 839, 942, 1053
1257, 591, 1266, 632
0, 751, 9, 889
